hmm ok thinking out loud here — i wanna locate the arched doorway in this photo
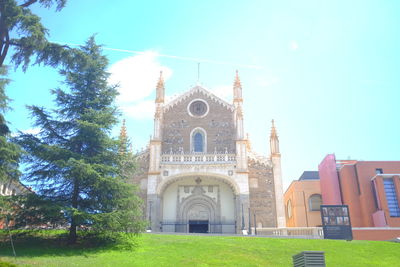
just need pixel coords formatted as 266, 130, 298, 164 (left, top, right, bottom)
160, 175, 237, 233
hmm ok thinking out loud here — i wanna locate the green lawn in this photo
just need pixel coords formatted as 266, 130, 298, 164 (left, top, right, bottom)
0, 231, 399, 266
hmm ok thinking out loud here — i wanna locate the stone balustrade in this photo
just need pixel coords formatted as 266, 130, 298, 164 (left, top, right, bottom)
161, 153, 236, 164
255, 227, 324, 238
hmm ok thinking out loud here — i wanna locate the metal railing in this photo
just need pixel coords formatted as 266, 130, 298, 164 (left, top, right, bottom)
161, 153, 236, 164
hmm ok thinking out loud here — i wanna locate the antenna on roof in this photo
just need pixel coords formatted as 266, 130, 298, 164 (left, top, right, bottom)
197, 62, 200, 84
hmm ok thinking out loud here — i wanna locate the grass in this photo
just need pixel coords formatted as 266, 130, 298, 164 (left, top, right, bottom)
0, 230, 399, 266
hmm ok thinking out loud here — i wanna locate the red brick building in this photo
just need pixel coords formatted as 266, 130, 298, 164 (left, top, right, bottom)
319, 154, 400, 228
284, 154, 400, 240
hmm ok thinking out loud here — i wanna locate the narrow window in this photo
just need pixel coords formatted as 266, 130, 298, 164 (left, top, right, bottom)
287, 200, 292, 218
371, 181, 380, 210
309, 194, 322, 211
2, 184, 6, 195
383, 179, 400, 217
193, 132, 204, 152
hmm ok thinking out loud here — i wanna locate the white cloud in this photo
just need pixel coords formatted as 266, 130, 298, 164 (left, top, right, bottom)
257, 76, 280, 87
211, 85, 232, 101
120, 100, 154, 120
109, 51, 173, 104
289, 40, 299, 51
109, 51, 172, 120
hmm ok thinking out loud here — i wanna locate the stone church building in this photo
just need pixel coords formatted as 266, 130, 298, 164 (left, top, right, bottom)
132, 72, 285, 233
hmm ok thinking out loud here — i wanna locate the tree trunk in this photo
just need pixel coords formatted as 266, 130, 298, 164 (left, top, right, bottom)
68, 179, 79, 244
68, 216, 77, 244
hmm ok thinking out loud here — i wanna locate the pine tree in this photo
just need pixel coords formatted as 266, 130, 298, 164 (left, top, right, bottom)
0, 0, 68, 70
16, 37, 145, 244
1, 0, 70, 183
0, 66, 21, 182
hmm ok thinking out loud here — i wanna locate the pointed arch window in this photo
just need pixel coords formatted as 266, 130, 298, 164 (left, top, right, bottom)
194, 132, 203, 152
191, 128, 207, 153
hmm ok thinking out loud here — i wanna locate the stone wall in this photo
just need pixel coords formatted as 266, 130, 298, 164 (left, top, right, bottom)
162, 90, 235, 154
248, 158, 277, 227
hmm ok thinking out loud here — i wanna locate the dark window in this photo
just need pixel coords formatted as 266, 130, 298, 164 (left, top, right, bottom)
309, 194, 322, 211
371, 181, 379, 210
376, 168, 383, 174
189, 101, 207, 116
193, 132, 204, 152
383, 179, 400, 217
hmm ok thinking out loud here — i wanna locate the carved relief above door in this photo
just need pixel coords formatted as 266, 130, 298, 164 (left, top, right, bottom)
176, 178, 221, 223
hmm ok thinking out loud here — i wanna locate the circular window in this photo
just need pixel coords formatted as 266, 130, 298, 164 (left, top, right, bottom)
188, 99, 209, 117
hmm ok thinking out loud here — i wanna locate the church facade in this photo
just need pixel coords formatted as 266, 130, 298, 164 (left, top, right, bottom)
132, 72, 285, 233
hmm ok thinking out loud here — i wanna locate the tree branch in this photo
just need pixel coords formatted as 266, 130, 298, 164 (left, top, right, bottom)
0, 32, 9, 67
20, 0, 38, 8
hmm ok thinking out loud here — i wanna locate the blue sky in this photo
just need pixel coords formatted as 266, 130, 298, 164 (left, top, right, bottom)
5, 0, 400, 189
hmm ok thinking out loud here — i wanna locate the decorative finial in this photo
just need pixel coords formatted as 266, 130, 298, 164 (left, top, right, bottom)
270, 119, 279, 155
234, 70, 241, 88
270, 119, 278, 137
156, 71, 164, 89
233, 70, 243, 103
155, 71, 165, 103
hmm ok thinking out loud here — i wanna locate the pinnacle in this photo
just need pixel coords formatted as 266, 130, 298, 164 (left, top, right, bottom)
120, 119, 127, 139
156, 70, 165, 89
233, 69, 241, 88
270, 119, 278, 138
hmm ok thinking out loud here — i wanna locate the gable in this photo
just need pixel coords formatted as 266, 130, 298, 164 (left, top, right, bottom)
164, 85, 234, 113
161, 86, 236, 154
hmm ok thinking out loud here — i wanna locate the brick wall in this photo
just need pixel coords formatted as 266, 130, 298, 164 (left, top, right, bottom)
248, 159, 277, 227
162, 91, 236, 154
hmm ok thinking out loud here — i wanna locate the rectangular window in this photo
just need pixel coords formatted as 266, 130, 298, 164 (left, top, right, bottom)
376, 168, 383, 174
383, 179, 400, 217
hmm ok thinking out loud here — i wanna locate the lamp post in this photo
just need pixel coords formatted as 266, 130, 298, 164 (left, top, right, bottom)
241, 204, 245, 231
248, 207, 252, 235
254, 212, 257, 235
148, 201, 152, 231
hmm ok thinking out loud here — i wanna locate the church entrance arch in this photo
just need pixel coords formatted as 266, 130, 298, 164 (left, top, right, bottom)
160, 175, 237, 233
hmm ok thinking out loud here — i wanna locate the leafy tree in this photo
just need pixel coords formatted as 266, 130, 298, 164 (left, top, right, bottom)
0, 0, 68, 70
16, 37, 145, 244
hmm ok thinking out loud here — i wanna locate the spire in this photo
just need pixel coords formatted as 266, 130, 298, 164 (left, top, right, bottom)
270, 119, 280, 155
271, 119, 278, 138
234, 70, 241, 88
233, 70, 243, 103
119, 119, 128, 154
155, 71, 165, 103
